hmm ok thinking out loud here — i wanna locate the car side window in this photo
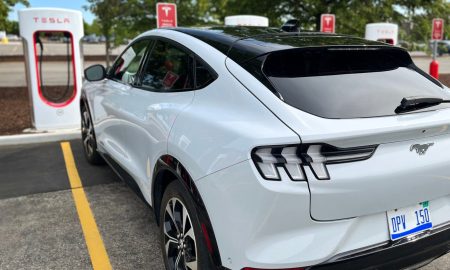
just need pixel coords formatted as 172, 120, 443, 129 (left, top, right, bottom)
195, 59, 215, 88
111, 40, 149, 85
141, 40, 194, 91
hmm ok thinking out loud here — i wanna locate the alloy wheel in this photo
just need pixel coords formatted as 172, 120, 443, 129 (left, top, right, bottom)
163, 198, 198, 270
81, 109, 94, 157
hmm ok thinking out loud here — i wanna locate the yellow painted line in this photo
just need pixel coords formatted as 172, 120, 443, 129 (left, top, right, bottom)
61, 142, 112, 270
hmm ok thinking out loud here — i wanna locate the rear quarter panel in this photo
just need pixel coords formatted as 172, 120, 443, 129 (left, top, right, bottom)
163, 30, 299, 181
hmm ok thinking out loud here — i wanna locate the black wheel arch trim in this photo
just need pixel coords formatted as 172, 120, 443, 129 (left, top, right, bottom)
153, 154, 223, 269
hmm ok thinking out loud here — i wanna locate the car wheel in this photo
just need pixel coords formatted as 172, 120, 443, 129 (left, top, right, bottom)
160, 181, 213, 270
81, 103, 104, 165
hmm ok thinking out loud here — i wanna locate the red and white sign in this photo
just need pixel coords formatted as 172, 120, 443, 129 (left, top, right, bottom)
157, 3, 177, 28
320, 14, 335, 33
432, 18, 444, 40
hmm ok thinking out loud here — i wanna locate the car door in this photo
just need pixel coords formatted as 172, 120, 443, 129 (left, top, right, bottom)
119, 38, 196, 200
92, 39, 151, 166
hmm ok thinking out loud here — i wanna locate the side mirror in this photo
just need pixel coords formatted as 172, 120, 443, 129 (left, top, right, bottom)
84, 64, 106, 81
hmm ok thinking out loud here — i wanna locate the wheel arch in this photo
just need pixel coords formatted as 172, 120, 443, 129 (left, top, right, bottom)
152, 154, 223, 268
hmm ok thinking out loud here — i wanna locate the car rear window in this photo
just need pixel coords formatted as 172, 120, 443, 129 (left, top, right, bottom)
262, 47, 450, 119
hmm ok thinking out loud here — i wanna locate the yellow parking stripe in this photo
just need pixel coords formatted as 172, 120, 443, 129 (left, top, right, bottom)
61, 142, 112, 270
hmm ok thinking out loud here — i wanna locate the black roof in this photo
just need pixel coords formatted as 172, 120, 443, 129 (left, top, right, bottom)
173, 26, 389, 63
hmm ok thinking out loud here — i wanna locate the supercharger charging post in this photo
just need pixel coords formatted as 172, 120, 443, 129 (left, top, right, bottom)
430, 18, 444, 79
19, 8, 84, 131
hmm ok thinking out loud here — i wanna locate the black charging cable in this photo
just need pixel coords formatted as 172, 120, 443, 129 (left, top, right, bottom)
35, 32, 72, 102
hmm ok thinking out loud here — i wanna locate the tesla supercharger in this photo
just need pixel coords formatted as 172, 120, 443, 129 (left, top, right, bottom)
225, 15, 269, 27
19, 8, 84, 131
365, 23, 398, 45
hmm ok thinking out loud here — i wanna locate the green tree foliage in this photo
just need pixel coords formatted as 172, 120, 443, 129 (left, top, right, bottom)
4, 19, 18, 34
85, 0, 122, 67
85, 0, 215, 66
84, 19, 101, 36
0, 0, 28, 31
210, 0, 449, 44
212, 0, 402, 34
83, 0, 449, 56
396, 0, 450, 43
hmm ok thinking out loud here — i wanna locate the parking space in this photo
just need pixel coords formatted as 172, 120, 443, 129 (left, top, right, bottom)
0, 140, 448, 269
0, 140, 164, 270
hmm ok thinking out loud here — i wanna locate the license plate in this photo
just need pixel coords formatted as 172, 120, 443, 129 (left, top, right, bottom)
387, 201, 432, 240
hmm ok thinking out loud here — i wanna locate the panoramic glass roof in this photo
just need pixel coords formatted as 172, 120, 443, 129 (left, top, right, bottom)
174, 26, 388, 63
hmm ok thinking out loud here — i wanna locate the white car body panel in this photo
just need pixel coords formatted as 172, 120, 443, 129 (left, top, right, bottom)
227, 57, 450, 221
308, 133, 450, 220
196, 159, 450, 269
118, 87, 194, 202
87, 80, 129, 159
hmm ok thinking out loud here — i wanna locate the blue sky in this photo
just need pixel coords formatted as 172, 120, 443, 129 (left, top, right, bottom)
8, 0, 95, 23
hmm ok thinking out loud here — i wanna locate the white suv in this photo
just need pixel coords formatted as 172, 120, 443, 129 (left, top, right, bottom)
81, 27, 450, 270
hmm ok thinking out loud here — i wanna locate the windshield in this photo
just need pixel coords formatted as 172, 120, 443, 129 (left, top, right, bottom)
263, 47, 449, 119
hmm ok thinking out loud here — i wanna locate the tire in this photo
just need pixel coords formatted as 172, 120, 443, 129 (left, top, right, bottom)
159, 181, 214, 270
81, 103, 104, 165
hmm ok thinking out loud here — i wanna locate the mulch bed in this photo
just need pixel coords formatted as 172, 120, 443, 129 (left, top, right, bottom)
0, 87, 31, 135
1, 74, 450, 135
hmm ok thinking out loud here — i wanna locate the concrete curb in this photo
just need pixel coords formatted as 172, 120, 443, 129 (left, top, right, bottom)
0, 129, 81, 146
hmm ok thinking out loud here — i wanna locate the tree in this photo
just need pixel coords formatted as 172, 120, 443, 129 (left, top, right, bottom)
210, 0, 449, 45
84, 20, 101, 36
0, 0, 29, 31
85, 0, 449, 56
85, 0, 218, 66
334, 0, 402, 37
85, 0, 122, 67
394, 0, 450, 43
4, 20, 18, 34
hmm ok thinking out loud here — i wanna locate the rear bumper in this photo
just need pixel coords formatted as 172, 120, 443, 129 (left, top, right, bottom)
311, 222, 450, 270
196, 159, 450, 270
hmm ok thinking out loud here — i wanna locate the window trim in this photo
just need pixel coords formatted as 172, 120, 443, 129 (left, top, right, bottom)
134, 36, 218, 93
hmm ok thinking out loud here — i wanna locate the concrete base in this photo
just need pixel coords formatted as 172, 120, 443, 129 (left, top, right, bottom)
0, 128, 81, 146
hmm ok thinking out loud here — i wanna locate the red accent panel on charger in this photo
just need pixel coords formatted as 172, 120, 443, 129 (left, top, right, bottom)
32, 30, 77, 108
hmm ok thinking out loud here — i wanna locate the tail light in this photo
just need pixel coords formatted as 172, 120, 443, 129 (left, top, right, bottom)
252, 144, 377, 181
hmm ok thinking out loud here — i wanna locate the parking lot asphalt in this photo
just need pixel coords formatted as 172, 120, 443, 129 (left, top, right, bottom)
0, 140, 164, 270
0, 140, 448, 269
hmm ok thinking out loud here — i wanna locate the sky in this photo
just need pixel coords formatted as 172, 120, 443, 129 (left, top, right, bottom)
8, 0, 95, 24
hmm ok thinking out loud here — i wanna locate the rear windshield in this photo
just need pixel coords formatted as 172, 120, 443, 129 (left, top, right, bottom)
262, 48, 450, 119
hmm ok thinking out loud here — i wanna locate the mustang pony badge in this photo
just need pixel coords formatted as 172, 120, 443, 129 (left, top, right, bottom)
410, 143, 434, 155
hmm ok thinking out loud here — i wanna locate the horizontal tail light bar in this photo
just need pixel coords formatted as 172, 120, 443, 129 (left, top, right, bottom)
251, 144, 378, 181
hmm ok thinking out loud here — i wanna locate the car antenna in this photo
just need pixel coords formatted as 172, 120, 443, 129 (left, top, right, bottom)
281, 19, 300, 32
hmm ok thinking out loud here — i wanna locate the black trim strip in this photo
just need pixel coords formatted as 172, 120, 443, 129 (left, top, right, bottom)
309, 222, 450, 269
99, 152, 148, 204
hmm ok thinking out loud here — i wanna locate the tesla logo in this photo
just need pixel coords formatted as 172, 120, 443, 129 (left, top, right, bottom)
162, 6, 172, 16
157, 3, 177, 28
410, 143, 434, 155
320, 14, 335, 33
432, 18, 444, 40
33, 17, 70, 24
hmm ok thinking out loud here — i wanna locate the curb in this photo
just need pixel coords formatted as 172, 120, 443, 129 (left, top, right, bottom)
0, 129, 81, 146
